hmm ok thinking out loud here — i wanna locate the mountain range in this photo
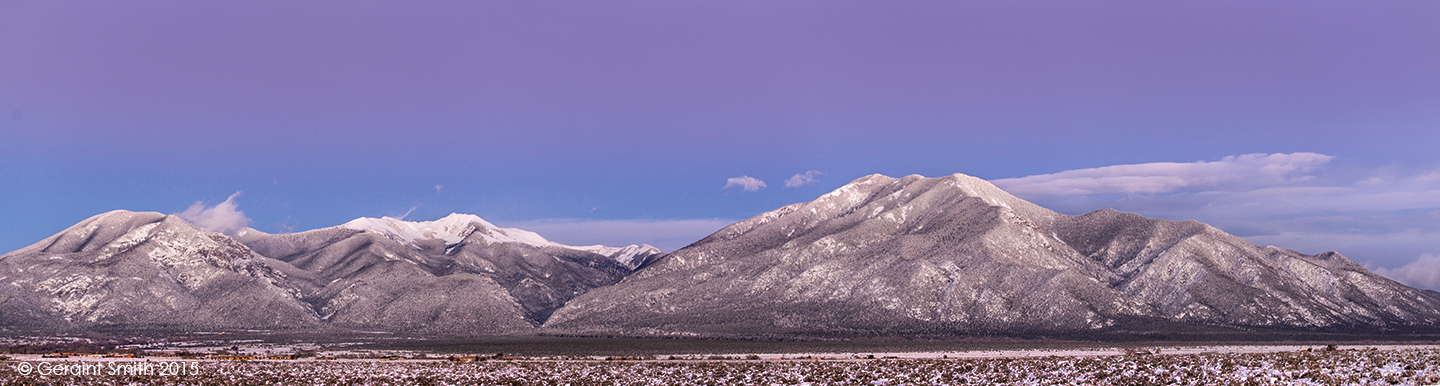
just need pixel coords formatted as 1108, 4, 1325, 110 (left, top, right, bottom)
2, 173, 1438, 338
0, 211, 660, 334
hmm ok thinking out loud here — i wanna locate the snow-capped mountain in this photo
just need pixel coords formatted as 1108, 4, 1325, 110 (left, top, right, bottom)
0, 211, 663, 335
546, 174, 1440, 337
5, 176, 1439, 339
341, 214, 552, 248
336, 213, 664, 270
235, 213, 662, 330
0, 211, 320, 333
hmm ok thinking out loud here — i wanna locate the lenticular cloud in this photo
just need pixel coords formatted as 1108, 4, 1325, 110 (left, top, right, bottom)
992, 152, 1334, 196
177, 192, 252, 235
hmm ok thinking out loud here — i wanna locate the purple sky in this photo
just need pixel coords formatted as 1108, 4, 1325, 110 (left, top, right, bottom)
3, 1, 1440, 287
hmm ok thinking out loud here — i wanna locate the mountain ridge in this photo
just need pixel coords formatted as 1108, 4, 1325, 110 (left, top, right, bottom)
0, 210, 662, 334
2, 173, 1438, 339
544, 173, 1440, 337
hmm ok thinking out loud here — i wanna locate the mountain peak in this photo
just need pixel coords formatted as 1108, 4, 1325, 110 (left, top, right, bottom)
340, 213, 556, 248
335, 213, 663, 271
0, 209, 319, 332
821, 173, 1059, 224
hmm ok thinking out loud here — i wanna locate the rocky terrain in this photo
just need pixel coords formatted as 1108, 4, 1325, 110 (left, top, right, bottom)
546, 174, 1440, 337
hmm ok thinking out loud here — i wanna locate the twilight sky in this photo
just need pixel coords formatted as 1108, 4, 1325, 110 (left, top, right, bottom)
3, 1, 1439, 287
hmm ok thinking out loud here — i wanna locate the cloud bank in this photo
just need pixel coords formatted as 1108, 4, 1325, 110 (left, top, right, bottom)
724, 176, 767, 191
1373, 254, 1440, 292
993, 152, 1334, 196
176, 192, 252, 235
785, 170, 823, 188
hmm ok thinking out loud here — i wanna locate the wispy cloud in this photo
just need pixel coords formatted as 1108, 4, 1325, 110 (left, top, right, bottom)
176, 192, 252, 235
993, 152, 1333, 196
992, 153, 1440, 284
1373, 254, 1440, 291
724, 176, 767, 191
499, 218, 737, 252
269, 216, 299, 234
785, 170, 823, 188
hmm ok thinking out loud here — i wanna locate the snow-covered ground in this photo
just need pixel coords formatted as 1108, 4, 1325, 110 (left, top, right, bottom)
6, 345, 1440, 385
758, 343, 1440, 360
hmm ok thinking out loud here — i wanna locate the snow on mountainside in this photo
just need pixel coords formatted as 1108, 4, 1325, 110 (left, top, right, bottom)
236, 213, 662, 328
573, 244, 665, 270
0, 211, 665, 334
7, 175, 1438, 339
343, 214, 553, 248
546, 173, 1440, 338
340, 213, 662, 269
0, 211, 320, 332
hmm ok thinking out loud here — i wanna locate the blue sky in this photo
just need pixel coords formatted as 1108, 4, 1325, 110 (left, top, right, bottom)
3, 1, 1439, 288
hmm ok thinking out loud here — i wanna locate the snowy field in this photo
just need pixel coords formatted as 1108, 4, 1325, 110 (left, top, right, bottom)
4, 346, 1440, 385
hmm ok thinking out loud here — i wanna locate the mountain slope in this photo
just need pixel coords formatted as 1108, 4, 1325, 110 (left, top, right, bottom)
1050, 209, 1440, 329
0, 211, 663, 335
546, 174, 1440, 337
0, 211, 320, 333
235, 213, 662, 330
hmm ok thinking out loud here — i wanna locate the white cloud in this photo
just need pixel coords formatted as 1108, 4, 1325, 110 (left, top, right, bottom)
499, 218, 737, 253
176, 192, 252, 235
724, 176, 767, 191
785, 170, 823, 188
992, 152, 1334, 196
1373, 254, 1440, 291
